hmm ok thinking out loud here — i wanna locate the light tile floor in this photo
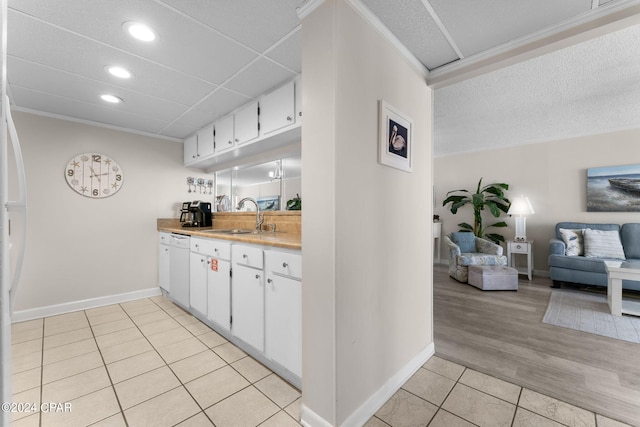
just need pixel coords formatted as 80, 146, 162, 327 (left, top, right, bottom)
10, 296, 634, 427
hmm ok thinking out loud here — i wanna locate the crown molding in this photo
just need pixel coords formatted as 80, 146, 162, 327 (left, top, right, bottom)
346, 0, 429, 79
296, 0, 326, 20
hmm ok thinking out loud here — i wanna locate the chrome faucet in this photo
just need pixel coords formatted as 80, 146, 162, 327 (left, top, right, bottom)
237, 197, 264, 231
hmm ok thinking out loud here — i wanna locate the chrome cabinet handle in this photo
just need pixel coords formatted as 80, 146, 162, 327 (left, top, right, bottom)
267, 278, 272, 284
243, 254, 248, 259
282, 262, 288, 268
286, 116, 292, 121
255, 274, 260, 279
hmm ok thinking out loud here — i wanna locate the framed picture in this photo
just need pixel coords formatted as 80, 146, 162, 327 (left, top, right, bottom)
587, 164, 640, 212
378, 100, 413, 172
257, 195, 280, 211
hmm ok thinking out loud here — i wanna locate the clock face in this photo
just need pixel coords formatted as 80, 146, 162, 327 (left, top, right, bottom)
65, 153, 124, 198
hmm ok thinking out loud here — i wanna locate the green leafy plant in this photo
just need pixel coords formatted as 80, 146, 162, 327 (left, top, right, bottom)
286, 193, 301, 211
442, 178, 511, 244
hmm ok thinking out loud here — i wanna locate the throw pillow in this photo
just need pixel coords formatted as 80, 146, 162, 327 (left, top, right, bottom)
559, 228, 584, 256
451, 232, 476, 253
583, 228, 626, 260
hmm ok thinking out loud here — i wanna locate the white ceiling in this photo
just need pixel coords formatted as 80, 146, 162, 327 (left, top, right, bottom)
6, 0, 640, 153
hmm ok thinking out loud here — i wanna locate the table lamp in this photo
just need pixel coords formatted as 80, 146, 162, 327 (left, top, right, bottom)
507, 195, 535, 241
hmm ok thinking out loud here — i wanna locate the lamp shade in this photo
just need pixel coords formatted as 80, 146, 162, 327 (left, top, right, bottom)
507, 196, 535, 216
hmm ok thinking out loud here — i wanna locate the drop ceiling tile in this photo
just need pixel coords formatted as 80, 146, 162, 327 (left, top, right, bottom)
429, 0, 593, 58
11, 86, 171, 135
159, 0, 302, 52
266, 29, 302, 73
160, 111, 217, 139
224, 58, 296, 99
9, 0, 257, 84
7, 10, 218, 106
193, 88, 252, 121
8, 57, 189, 123
362, 0, 459, 70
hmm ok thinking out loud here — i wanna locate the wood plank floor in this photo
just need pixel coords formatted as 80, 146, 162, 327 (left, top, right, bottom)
433, 265, 640, 426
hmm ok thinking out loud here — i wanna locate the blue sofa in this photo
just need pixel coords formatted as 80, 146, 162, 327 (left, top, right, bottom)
548, 222, 640, 291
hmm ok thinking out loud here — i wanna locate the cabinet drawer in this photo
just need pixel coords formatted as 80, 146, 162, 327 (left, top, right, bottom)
265, 250, 301, 280
232, 245, 263, 269
509, 242, 529, 254
191, 237, 231, 260
159, 232, 171, 245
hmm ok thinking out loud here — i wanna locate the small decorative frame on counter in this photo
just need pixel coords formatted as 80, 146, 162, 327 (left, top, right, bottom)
378, 100, 413, 172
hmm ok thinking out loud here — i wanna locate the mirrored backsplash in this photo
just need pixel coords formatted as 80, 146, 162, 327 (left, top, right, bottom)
215, 154, 301, 212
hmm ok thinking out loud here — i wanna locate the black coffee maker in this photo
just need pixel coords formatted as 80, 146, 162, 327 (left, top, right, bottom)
180, 200, 212, 227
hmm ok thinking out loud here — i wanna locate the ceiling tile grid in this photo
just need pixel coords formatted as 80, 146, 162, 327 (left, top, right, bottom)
5, 0, 637, 149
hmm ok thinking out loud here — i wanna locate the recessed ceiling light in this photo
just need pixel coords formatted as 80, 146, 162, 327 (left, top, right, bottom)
100, 94, 123, 104
106, 66, 133, 79
123, 21, 156, 42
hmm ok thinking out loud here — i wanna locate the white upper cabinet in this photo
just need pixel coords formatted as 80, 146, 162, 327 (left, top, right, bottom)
214, 114, 235, 154
197, 124, 215, 160
294, 77, 302, 125
234, 101, 259, 146
260, 81, 295, 135
184, 77, 301, 169
183, 133, 198, 164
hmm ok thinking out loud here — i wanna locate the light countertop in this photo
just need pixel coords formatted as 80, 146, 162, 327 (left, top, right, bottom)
157, 218, 301, 250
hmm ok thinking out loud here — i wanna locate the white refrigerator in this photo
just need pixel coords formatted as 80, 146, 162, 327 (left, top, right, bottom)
1, 0, 28, 424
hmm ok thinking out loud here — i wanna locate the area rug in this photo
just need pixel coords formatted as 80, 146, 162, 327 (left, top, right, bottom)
542, 289, 640, 344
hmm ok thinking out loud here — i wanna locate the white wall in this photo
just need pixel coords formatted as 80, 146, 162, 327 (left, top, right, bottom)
301, 0, 433, 425
12, 112, 205, 314
434, 128, 640, 272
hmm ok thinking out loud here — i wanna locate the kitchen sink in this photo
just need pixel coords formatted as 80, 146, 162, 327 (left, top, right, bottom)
203, 229, 261, 235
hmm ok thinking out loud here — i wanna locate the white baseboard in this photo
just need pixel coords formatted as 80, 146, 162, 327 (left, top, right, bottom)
11, 287, 162, 323
300, 342, 436, 427
300, 404, 334, 427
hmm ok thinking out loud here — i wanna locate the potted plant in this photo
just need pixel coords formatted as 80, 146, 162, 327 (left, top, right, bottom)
442, 178, 511, 244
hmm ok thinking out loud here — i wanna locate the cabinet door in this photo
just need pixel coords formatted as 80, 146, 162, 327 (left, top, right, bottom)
189, 254, 208, 316
207, 258, 231, 331
214, 115, 235, 153
158, 243, 170, 292
260, 81, 295, 135
183, 134, 198, 164
231, 265, 264, 352
265, 273, 301, 376
234, 101, 259, 146
197, 124, 215, 159
294, 78, 302, 125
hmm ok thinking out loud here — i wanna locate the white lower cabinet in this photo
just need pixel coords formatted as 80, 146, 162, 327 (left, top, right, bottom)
189, 241, 209, 316
164, 234, 301, 383
158, 233, 170, 293
190, 237, 232, 328
207, 255, 231, 332
231, 245, 265, 352
265, 249, 301, 377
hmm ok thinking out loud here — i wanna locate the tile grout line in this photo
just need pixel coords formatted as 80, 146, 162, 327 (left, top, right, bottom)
149, 298, 293, 426
82, 308, 130, 427
148, 296, 301, 426
38, 318, 44, 427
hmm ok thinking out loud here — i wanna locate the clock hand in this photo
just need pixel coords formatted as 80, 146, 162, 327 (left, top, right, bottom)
89, 166, 101, 182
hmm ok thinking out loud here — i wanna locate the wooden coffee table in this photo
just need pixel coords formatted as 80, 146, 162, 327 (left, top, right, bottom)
604, 261, 640, 316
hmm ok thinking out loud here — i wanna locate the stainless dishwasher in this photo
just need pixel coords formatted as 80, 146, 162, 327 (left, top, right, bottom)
169, 233, 190, 309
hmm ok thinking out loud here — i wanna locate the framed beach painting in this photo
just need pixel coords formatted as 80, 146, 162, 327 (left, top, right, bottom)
378, 100, 413, 172
587, 164, 640, 212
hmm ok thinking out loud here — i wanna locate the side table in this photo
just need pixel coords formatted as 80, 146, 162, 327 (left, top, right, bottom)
507, 240, 533, 280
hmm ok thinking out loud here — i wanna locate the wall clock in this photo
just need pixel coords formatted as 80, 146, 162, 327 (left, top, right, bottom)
65, 152, 124, 198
